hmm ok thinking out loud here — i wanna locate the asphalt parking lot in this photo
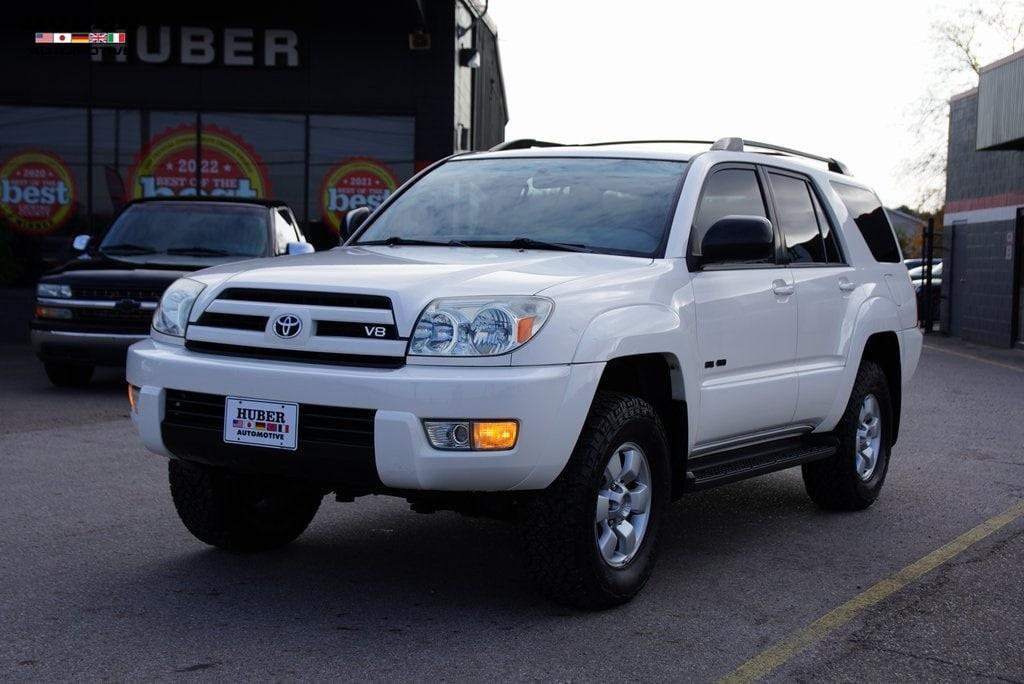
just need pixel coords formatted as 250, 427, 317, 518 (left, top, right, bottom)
1, 338, 1023, 682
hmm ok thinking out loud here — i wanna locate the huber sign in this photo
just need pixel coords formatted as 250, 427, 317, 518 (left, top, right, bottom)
320, 158, 398, 233
0, 150, 77, 235
125, 125, 271, 199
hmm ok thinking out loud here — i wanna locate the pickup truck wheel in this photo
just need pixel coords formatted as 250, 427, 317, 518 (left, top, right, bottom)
168, 460, 322, 552
44, 362, 94, 387
520, 391, 670, 609
802, 360, 892, 511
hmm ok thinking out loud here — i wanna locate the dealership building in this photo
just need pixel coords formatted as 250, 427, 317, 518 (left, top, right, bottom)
0, 2, 507, 288
944, 48, 1024, 349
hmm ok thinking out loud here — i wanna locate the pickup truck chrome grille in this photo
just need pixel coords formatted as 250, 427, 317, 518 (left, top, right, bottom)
71, 286, 165, 302
186, 287, 405, 368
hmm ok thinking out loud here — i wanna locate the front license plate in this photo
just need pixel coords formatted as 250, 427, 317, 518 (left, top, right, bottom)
223, 397, 299, 451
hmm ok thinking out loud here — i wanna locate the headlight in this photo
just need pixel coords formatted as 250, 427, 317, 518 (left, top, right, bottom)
409, 296, 553, 357
37, 283, 72, 298
152, 278, 205, 337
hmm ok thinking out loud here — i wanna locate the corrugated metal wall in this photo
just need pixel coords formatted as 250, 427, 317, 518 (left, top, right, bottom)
977, 51, 1024, 150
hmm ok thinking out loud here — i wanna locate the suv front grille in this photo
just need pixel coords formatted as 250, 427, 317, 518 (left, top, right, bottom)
186, 287, 406, 368
218, 288, 391, 310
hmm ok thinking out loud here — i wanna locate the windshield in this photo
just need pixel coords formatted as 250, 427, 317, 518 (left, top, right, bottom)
355, 157, 687, 257
99, 203, 269, 258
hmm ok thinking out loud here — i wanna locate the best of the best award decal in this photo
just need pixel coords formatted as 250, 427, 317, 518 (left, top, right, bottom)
320, 157, 398, 232
125, 124, 271, 199
0, 150, 77, 235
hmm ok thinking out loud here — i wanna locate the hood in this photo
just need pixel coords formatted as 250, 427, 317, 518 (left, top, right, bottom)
190, 245, 654, 331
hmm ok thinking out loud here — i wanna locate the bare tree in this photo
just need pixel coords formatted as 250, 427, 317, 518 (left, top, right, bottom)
906, 0, 1024, 211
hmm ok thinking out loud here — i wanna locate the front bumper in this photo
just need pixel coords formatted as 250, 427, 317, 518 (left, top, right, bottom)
32, 328, 148, 366
127, 339, 603, 492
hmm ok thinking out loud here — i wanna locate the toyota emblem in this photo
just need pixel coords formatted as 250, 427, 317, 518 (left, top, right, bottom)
272, 313, 302, 339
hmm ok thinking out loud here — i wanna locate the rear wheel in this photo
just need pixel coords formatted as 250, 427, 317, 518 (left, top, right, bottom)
802, 360, 892, 510
168, 460, 322, 552
520, 391, 670, 609
44, 361, 94, 387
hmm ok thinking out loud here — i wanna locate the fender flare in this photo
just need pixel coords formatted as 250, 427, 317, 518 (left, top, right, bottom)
818, 295, 902, 430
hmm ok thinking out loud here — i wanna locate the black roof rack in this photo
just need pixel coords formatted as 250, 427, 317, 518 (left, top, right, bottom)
487, 137, 851, 175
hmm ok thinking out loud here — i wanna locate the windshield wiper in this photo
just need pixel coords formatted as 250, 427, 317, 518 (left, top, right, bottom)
100, 243, 157, 255
466, 237, 593, 253
165, 246, 232, 256
359, 236, 471, 247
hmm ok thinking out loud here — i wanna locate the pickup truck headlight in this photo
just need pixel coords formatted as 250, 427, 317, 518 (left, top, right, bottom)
409, 296, 553, 357
37, 283, 72, 298
152, 278, 205, 337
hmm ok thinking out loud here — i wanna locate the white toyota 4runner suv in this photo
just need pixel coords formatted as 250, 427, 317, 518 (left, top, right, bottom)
127, 138, 921, 608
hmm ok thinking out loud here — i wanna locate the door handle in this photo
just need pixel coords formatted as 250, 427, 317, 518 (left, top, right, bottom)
772, 279, 794, 296
838, 278, 856, 292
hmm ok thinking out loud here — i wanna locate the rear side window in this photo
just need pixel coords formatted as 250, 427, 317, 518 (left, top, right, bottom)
693, 168, 768, 254
830, 182, 901, 263
768, 173, 826, 264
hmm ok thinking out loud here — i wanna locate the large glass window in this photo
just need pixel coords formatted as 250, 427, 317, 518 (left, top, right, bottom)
0, 106, 421, 284
203, 112, 304, 217
358, 157, 686, 257
0, 106, 88, 284
310, 115, 414, 237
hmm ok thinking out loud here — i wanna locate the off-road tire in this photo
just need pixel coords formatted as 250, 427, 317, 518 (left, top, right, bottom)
802, 360, 892, 510
44, 362, 94, 387
168, 460, 322, 552
519, 391, 671, 609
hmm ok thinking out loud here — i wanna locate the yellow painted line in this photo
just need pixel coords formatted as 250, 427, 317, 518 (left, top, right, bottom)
719, 500, 1024, 684
924, 344, 1024, 374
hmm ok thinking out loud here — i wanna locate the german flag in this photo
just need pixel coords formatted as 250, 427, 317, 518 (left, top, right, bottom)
71, 33, 89, 43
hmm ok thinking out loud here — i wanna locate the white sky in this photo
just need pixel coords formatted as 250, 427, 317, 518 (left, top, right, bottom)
487, 0, 965, 209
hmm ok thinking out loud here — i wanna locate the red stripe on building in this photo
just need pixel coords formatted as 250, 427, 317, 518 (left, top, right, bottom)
946, 192, 1024, 213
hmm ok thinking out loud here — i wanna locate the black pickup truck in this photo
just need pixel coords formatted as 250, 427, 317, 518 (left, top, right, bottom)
32, 197, 311, 386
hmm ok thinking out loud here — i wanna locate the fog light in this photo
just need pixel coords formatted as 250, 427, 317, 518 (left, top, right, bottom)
423, 421, 472, 450
35, 305, 72, 320
127, 384, 140, 414
472, 420, 518, 450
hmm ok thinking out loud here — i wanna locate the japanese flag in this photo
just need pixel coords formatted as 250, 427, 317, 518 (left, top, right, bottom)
54, 33, 71, 43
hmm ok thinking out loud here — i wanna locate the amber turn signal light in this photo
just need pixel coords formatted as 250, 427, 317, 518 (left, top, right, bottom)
472, 420, 519, 450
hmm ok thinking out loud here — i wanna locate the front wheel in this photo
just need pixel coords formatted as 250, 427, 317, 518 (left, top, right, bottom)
802, 360, 892, 510
168, 460, 322, 552
519, 391, 671, 609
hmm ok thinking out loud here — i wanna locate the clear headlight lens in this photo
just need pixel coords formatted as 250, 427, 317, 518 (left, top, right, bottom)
37, 283, 72, 298
409, 296, 553, 357
152, 278, 205, 337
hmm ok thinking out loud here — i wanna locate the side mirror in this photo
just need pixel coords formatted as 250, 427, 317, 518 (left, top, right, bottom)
342, 206, 372, 241
72, 234, 91, 252
699, 216, 774, 266
285, 242, 315, 256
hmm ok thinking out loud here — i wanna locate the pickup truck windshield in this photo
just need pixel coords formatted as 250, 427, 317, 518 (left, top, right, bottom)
99, 203, 268, 258
356, 157, 686, 257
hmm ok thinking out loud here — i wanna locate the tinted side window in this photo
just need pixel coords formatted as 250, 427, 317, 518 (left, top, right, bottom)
809, 188, 842, 263
693, 168, 768, 254
830, 182, 901, 263
768, 173, 826, 264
